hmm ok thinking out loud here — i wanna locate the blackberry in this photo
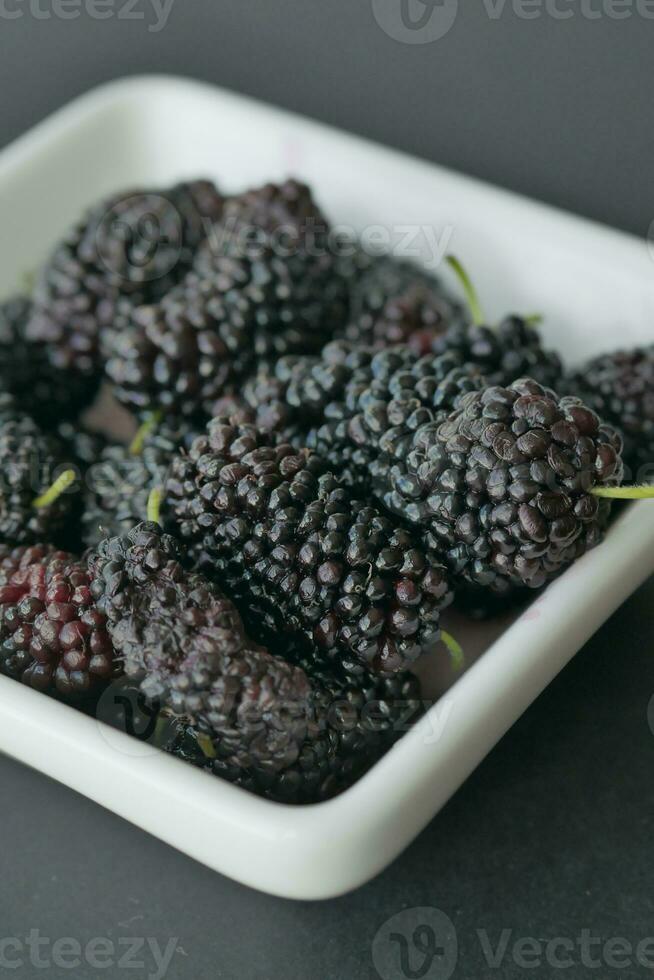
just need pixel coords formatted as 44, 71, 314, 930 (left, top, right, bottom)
166, 419, 453, 675
0, 544, 115, 697
0, 296, 99, 426
0, 394, 76, 545
104, 180, 348, 418
566, 347, 654, 480
26, 180, 223, 377
377, 378, 625, 597
336, 251, 463, 353
431, 257, 564, 389
89, 523, 425, 802
89, 523, 314, 774
179, 657, 424, 804
82, 418, 201, 547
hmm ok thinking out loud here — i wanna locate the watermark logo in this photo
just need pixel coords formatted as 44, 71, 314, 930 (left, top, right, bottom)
372, 907, 458, 980
371, 0, 459, 44
96, 680, 168, 759
95, 193, 183, 284
373, 916, 654, 976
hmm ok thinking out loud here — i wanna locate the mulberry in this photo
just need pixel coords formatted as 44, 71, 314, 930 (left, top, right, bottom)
0, 544, 115, 697
566, 346, 654, 479
377, 378, 624, 597
26, 180, 224, 376
103, 180, 348, 417
165, 420, 453, 675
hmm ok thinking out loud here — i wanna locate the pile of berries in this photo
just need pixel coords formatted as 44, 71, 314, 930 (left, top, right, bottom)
0, 175, 649, 803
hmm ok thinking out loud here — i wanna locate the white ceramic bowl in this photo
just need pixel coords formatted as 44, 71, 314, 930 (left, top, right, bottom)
1, 76, 653, 900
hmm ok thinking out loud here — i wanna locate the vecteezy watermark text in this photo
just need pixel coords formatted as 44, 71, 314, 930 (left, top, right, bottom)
372, 908, 654, 979
477, 928, 654, 971
204, 216, 454, 271
0, 0, 175, 32
0, 931, 179, 979
372, 0, 654, 45
483, 0, 654, 20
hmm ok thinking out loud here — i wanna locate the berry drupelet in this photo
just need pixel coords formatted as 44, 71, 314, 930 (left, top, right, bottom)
104, 180, 348, 418
165, 419, 453, 676
82, 417, 201, 547
377, 378, 625, 597
89, 522, 424, 803
0, 544, 116, 698
26, 179, 224, 377
0, 296, 99, 427
565, 346, 654, 480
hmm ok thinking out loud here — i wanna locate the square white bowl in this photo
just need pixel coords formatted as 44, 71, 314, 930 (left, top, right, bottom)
1, 75, 653, 900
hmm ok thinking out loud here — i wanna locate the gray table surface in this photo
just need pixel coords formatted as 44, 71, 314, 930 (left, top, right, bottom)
1, 4, 653, 978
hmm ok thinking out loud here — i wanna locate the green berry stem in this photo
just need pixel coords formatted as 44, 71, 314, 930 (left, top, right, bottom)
146, 488, 163, 525
591, 485, 654, 500
441, 630, 464, 672
196, 732, 217, 760
33, 469, 76, 509
523, 313, 544, 327
129, 410, 162, 456
446, 255, 485, 327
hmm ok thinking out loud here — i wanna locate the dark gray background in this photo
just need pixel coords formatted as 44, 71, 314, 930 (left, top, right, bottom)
1, 3, 654, 978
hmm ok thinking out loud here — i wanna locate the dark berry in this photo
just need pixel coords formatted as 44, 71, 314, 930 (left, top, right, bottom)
335, 250, 463, 352
0, 394, 76, 545
104, 180, 348, 418
0, 296, 99, 426
378, 378, 624, 596
0, 544, 116, 698
565, 346, 654, 480
26, 180, 224, 377
90, 522, 425, 803
430, 316, 564, 390
165, 420, 453, 675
